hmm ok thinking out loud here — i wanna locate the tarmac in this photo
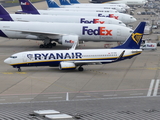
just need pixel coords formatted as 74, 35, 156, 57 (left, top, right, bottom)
0, 0, 160, 120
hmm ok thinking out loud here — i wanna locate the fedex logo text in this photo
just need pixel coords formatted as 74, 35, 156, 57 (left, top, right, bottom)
98, 14, 119, 19
65, 40, 74, 43
21, 2, 30, 5
82, 26, 112, 36
80, 18, 105, 24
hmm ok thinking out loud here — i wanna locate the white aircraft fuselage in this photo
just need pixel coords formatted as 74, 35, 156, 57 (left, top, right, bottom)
47, 7, 119, 13
37, 10, 136, 24
59, 5, 126, 12
67, 2, 129, 9
9, 14, 126, 26
102, 0, 147, 5
0, 22, 132, 42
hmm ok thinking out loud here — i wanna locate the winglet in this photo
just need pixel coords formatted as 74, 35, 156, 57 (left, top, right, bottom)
114, 50, 125, 61
46, 0, 60, 8
69, 41, 77, 50
112, 22, 146, 49
17, 0, 40, 14
69, 0, 80, 4
59, 0, 71, 5
0, 5, 13, 21
69, 35, 79, 50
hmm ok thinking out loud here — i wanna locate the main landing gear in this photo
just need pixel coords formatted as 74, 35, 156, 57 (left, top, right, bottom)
18, 67, 21, 72
78, 66, 84, 71
39, 39, 57, 48
39, 43, 56, 48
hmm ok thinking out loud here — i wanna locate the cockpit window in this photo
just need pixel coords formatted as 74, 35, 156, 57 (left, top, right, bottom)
119, 22, 122, 24
10, 56, 17, 58
130, 31, 133, 33
130, 17, 133, 19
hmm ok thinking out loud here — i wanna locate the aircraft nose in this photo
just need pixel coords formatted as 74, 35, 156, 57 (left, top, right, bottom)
127, 6, 130, 9
131, 18, 137, 23
122, 23, 126, 27
4, 58, 10, 64
122, 8, 126, 12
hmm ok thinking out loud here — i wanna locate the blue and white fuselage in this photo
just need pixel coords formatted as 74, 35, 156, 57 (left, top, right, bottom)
4, 49, 142, 70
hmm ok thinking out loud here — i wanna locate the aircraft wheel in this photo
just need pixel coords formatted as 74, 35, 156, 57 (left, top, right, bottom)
39, 44, 44, 48
78, 66, 84, 71
52, 43, 56, 47
46, 44, 52, 48
18, 68, 21, 72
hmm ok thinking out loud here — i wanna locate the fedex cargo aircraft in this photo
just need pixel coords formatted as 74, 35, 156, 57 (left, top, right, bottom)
17, 0, 136, 24
0, 5, 125, 27
0, 22, 133, 48
68, 0, 130, 9
89, 0, 148, 5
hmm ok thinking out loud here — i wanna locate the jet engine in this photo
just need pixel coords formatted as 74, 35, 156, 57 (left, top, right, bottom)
58, 35, 79, 47
59, 62, 76, 70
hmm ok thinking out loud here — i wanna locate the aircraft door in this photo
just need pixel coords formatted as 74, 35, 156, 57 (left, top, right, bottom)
117, 29, 121, 36
23, 53, 27, 62
108, 20, 112, 24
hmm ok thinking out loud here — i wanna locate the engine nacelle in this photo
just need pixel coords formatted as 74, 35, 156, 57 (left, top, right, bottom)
58, 35, 79, 47
59, 62, 76, 70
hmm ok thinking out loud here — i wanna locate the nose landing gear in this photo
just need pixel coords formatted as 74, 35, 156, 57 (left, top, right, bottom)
39, 39, 57, 48
39, 43, 57, 48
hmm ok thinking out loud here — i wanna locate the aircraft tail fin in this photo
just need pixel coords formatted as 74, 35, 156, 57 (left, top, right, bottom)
46, 0, 60, 8
18, 0, 40, 14
113, 22, 146, 49
69, 0, 80, 4
59, 0, 71, 5
0, 5, 13, 21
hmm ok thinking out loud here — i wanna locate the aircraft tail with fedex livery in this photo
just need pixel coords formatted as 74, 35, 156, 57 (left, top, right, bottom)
17, 0, 40, 14
0, 5, 13, 21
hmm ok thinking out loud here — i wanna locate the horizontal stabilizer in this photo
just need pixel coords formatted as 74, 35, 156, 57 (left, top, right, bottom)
74, 60, 114, 65
131, 50, 142, 53
15, 11, 28, 14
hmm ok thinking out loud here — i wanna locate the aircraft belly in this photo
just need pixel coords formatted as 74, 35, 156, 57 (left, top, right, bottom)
13, 61, 60, 68
80, 35, 115, 42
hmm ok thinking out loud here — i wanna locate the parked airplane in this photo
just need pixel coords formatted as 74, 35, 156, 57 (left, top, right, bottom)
66, 0, 130, 9
18, 0, 136, 24
0, 5, 126, 27
4, 22, 146, 72
45, 0, 118, 13
69, 0, 130, 9
0, 21, 132, 48
58, 0, 126, 12
90, 0, 148, 6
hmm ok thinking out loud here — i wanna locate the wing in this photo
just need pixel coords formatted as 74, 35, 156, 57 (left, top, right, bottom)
5, 29, 79, 48
73, 50, 125, 66
74, 60, 115, 65
5, 29, 66, 39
